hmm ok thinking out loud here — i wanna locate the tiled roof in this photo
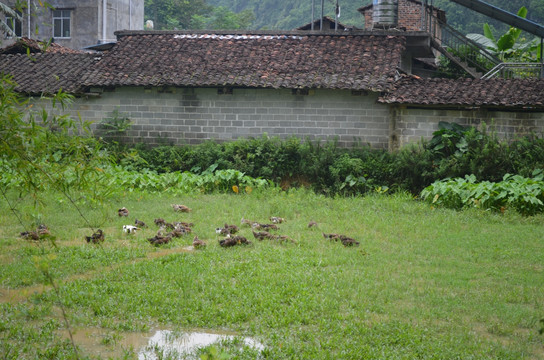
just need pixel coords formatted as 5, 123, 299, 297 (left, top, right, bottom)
0, 37, 85, 54
83, 31, 406, 92
0, 52, 102, 94
379, 77, 544, 108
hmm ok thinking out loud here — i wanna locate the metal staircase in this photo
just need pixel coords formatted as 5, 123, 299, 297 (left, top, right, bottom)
421, 0, 544, 79
422, 7, 501, 78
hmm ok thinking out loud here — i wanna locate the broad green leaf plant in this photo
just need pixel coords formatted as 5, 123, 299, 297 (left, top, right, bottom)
467, 6, 542, 62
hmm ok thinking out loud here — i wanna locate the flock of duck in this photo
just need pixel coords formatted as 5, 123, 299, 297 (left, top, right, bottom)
20, 204, 360, 248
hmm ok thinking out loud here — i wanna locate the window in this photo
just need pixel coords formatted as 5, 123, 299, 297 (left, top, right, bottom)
6, 10, 22, 37
53, 9, 71, 38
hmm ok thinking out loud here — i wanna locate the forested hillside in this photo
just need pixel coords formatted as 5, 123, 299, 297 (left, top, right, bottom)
205, 0, 365, 30
145, 0, 544, 40
205, 0, 544, 36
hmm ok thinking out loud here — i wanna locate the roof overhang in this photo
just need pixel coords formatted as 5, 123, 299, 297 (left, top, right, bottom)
404, 32, 434, 57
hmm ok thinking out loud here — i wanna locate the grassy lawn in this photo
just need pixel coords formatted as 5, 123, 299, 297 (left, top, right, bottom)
0, 190, 543, 359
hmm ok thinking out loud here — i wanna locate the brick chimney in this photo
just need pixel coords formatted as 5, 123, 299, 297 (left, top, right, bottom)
358, 0, 446, 31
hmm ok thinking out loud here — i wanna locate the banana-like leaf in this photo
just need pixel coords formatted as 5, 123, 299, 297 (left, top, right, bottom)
510, 7, 528, 41
483, 23, 496, 42
467, 33, 497, 51
497, 32, 515, 51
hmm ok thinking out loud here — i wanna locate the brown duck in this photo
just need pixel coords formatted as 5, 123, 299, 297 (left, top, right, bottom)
135, 219, 147, 228
219, 234, 251, 247
340, 236, 360, 247
215, 223, 239, 235
147, 233, 172, 246
192, 236, 207, 249
118, 207, 129, 217
270, 216, 285, 224
172, 204, 191, 212
154, 218, 166, 226
85, 229, 105, 244
323, 233, 341, 241
252, 230, 274, 240
252, 223, 278, 231
20, 231, 40, 241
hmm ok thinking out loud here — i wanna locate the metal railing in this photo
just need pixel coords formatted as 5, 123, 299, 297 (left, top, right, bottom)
482, 62, 544, 79
422, 7, 501, 77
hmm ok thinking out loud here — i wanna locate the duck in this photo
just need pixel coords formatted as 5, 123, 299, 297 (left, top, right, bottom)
270, 216, 285, 224
135, 219, 147, 228
252, 230, 274, 240
219, 237, 238, 247
308, 220, 318, 228
219, 234, 251, 247
37, 224, 51, 236
154, 218, 166, 226
170, 228, 186, 238
172, 204, 191, 212
118, 207, 129, 217
174, 221, 194, 228
123, 225, 140, 234
20, 231, 40, 241
240, 217, 255, 227
252, 223, 279, 231
85, 229, 105, 244
323, 233, 341, 241
174, 222, 192, 233
147, 233, 172, 246
340, 236, 360, 247
192, 236, 207, 249
215, 223, 239, 235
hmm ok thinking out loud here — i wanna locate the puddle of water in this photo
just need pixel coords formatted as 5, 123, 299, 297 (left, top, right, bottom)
138, 330, 265, 360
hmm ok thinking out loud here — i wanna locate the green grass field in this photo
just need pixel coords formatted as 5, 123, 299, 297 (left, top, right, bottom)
1, 190, 543, 359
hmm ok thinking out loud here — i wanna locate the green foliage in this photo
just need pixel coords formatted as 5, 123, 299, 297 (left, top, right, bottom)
145, 0, 255, 30
206, 0, 364, 30
0, 73, 112, 209
467, 6, 542, 63
0, 1, 23, 38
421, 171, 544, 215
104, 165, 270, 195
191, 6, 255, 30
109, 126, 544, 197
432, 0, 544, 35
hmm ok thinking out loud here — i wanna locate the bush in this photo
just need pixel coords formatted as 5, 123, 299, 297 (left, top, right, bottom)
421, 171, 544, 215
107, 126, 544, 197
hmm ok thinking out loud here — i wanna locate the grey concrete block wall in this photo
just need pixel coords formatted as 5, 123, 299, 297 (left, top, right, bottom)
30, 87, 544, 150
73, 87, 392, 148
395, 106, 544, 148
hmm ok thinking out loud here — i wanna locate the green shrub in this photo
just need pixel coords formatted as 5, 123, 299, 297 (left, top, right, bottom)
107, 127, 544, 197
421, 171, 544, 215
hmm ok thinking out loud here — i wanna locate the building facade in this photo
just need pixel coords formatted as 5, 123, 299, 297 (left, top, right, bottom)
1, 0, 144, 49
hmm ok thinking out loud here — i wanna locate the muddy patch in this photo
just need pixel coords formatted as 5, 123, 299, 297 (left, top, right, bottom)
57, 327, 264, 359
139, 330, 265, 359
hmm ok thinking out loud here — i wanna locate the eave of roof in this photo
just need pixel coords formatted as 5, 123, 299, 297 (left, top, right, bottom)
0, 52, 102, 95
379, 77, 544, 109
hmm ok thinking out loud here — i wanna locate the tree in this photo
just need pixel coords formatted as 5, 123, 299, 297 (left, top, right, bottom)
0, 1, 23, 38
145, 0, 211, 29
190, 6, 255, 30
0, 73, 112, 225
